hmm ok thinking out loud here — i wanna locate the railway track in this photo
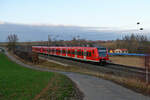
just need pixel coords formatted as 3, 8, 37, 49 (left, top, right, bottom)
1, 46, 147, 80
39, 54, 147, 79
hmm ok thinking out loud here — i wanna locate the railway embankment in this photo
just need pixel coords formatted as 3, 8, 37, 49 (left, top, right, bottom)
37, 54, 150, 97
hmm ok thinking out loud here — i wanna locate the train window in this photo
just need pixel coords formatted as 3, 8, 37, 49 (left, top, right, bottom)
93, 50, 95, 54
78, 51, 80, 56
77, 50, 83, 56
62, 50, 66, 53
68, 50, 71, 54
75, 50, 78, 55
97, 48, 107, 57
47, 49, 49, 52
89, 52, 91, 56
49, 49, 51, 52
77, 50, 81, 56
84, 51, 86, 56
72, 50, 75, 55
81, 51, 83, 56
57, 49, 60, 53
67, 50, 69, 54
87, 51, 91, 56
86, 52, 88, 56
80, 50, 82, 56
77, 51, 79, 55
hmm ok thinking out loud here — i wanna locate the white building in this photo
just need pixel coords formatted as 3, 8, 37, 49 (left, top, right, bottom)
114, 49, 128, 53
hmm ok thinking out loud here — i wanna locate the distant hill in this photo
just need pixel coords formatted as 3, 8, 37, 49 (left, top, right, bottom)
0, 22, 149, 42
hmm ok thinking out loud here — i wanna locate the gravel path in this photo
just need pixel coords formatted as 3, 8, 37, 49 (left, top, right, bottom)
4, 51, 150, 100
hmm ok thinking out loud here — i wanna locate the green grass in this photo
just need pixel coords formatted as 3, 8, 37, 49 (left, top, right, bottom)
0, 53, 76, 100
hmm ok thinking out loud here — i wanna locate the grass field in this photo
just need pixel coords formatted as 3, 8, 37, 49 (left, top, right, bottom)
0, 53, 77, 100
109, 56, 145, 68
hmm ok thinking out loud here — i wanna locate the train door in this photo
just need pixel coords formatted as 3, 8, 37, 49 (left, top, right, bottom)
86, 50, 92, 60
41, 47, 43, 54
47, 48, 49, 55
83, 49, 86, 60
54, 48, 56, 55
50, 48, 52, 55
46, 47, 48, 55
68, 49, 71, 57
60, 48, 62, 56
57, 48, 60, 55
62, 48, 66, 56
91, 49, 95, 60
75, 49, 77, 58
77, 49, 82, 59
71, 49, 75, 58
67, 48, 70, 57
52, 48, 54, 55
77, 49, 80, 58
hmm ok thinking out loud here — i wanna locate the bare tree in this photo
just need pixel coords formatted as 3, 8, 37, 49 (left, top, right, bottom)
7, 34, 19, 51
115, 34, 150, 53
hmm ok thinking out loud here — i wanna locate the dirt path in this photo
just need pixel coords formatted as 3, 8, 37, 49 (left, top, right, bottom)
32, 77, 55, 100
4, 50, 150, 100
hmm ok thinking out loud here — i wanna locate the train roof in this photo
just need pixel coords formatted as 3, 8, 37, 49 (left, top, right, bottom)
32, 46, 106, 50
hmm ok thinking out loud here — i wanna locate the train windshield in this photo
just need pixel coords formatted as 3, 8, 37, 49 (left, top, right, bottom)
97, 48, 107, 57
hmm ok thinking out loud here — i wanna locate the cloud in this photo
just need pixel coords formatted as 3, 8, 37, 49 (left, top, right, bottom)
0, 21, 149, 42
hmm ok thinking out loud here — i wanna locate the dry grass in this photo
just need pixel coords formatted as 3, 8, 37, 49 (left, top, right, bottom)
110, 56, 145, 68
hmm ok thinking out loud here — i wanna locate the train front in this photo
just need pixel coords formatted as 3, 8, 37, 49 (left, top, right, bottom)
97, 47, 109, 65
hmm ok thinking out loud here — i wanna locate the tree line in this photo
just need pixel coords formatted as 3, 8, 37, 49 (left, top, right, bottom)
115, 34, 150, 53
6, 33, 150, 54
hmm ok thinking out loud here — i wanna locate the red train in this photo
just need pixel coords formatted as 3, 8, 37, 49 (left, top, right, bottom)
32, 46, 109, 65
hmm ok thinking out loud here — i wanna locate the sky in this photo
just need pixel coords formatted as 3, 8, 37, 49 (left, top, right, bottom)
0, 0, 150, 29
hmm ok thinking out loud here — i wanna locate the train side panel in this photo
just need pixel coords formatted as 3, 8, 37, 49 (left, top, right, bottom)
32, 46, 109, 63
